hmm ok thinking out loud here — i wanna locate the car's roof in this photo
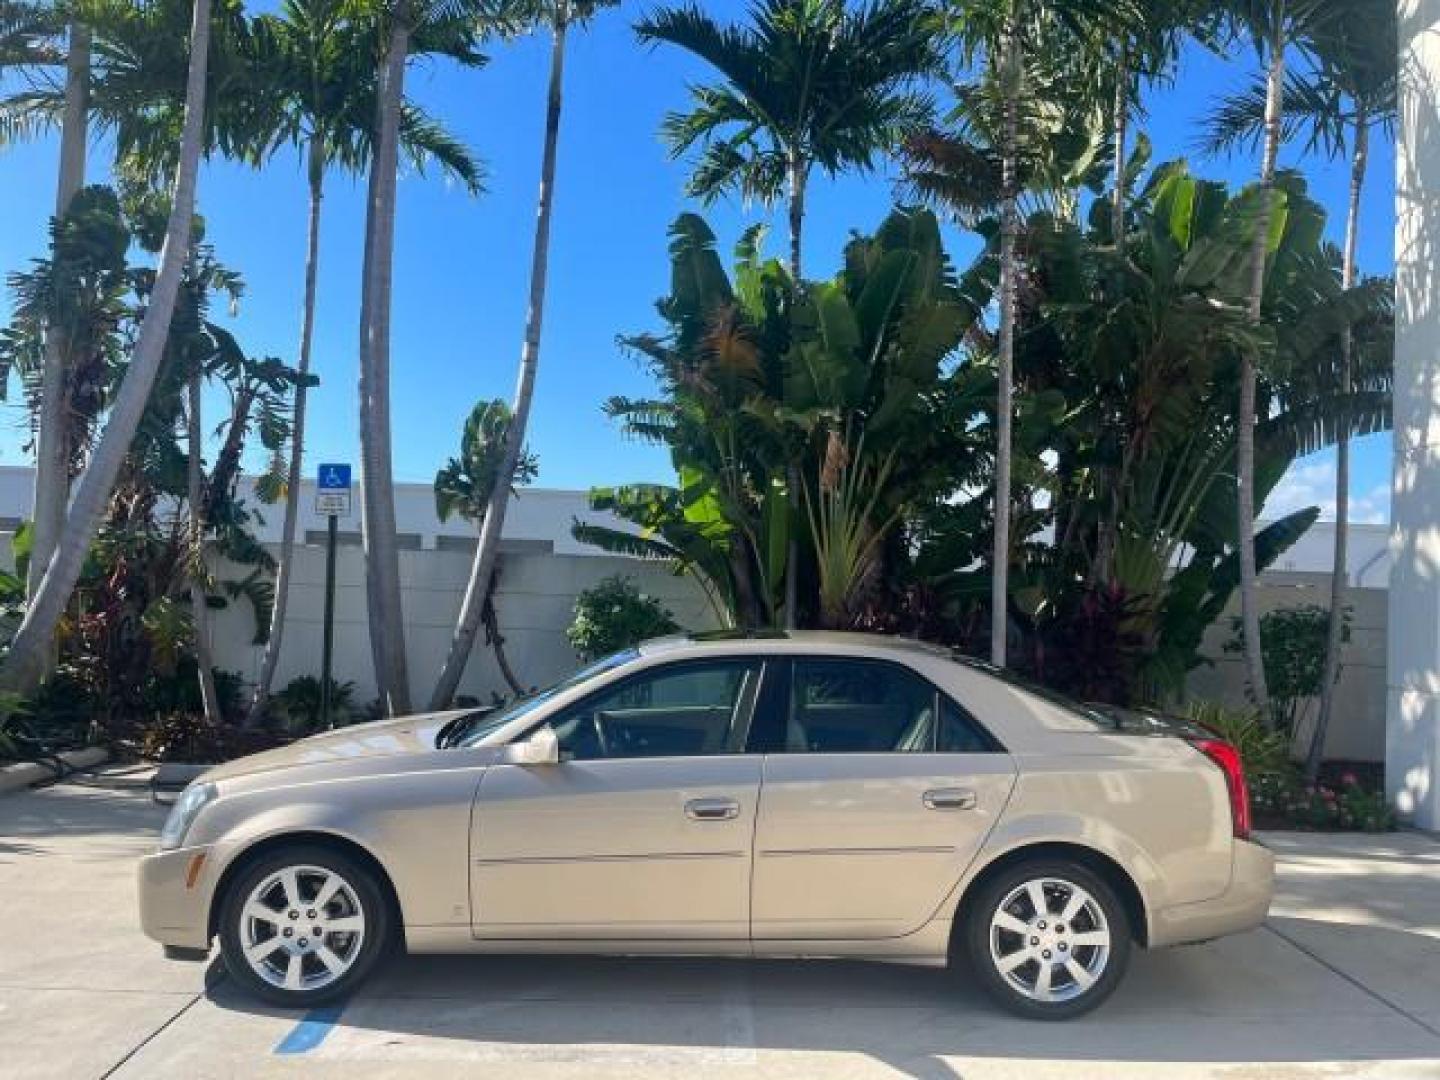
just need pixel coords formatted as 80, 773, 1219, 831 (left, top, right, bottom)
637, 630, 951, 660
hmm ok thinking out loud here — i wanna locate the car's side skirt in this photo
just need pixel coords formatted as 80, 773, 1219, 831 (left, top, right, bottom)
403, 917, 952, 961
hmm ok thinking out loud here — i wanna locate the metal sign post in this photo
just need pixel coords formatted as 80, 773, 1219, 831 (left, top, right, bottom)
315, 464, 352, 729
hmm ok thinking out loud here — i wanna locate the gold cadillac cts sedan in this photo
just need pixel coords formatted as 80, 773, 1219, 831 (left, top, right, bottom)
139, 632, 1274, 1020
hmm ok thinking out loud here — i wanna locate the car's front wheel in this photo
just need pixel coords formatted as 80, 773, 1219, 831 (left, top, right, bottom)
218, 845, 392, 1006
963, 858, 1131, 1020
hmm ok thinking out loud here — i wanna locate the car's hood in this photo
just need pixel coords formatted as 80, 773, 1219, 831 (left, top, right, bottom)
201, 711, 471, 784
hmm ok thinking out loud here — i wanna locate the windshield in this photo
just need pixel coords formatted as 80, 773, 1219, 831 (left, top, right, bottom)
445, 648, 640, 749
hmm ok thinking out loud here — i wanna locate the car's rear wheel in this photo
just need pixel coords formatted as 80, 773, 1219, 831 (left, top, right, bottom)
218, 845, 392, 1006
963, 858, 1131, 1020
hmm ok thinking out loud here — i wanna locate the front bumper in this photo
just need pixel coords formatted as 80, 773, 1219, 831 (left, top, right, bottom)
138, 844, 216, 953
1148, 838, 1275, 948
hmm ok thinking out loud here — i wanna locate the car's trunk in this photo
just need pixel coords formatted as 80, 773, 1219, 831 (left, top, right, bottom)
1085, 704, 1213, 741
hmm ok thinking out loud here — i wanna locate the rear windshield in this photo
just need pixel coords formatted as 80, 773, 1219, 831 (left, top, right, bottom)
948, 654, 1122, 731
1087, 704, 1210, 739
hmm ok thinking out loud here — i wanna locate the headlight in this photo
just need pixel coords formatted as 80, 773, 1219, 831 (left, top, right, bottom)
159, 782, 218, 851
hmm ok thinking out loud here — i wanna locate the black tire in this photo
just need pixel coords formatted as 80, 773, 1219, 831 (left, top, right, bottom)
218, 844, 393, 1007
962, 858, 1132, 1020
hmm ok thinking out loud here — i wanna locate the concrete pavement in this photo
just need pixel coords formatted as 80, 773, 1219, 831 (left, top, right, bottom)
3, 771, 1440, 1079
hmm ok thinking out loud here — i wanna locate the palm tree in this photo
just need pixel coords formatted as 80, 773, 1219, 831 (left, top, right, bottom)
1218, 0, 1329, 710
357, 0, 515, 715
2, 0, 214, 692
933, 0, 1054, 665
637, 0, 939, 280
186, 365, 222, 723
992, 5, 1018, 667
26, 18, 90, 625
1104, 1, 1199, 243
636, 0, 941, 630
0, 2, 52, 53
2, 1, 260, 669
242, 0, 484, 725
1, 6, 96, 681
1204, 0, 1396, 769
429, 0, 614, 710
432, 398, 539, 697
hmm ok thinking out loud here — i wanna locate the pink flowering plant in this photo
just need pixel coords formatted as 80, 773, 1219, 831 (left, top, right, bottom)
1251, 769, 1395, 832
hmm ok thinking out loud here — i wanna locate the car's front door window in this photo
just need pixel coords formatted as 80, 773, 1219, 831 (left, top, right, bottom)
547, 660, 761, 761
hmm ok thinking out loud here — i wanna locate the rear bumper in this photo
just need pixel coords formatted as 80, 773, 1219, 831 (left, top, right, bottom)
138, 845, 215, 953
1149, 838, 1275, 948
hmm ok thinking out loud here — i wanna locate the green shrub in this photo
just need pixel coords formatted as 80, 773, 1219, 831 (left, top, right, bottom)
137, 712, 277, 763
0, 691, 30, 759
1225, 604, 1350, 734
1184, 700, 1290, 780
567, 576, 681, 662
141, 661, 246, 721
275, 675, 356, 734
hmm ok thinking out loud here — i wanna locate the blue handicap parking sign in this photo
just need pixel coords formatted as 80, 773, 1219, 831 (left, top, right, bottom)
317, 463, 352, 490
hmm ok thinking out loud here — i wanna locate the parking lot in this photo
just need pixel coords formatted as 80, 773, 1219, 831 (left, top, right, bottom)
3, 770, 1440, 1079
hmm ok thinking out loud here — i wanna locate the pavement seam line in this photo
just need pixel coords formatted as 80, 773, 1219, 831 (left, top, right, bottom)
1263, 922, 1440, 1042
96, 991, 206, 1080
97, 970, 226, 1079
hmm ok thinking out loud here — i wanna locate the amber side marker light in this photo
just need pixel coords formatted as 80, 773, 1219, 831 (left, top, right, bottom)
184, 851, 208, 889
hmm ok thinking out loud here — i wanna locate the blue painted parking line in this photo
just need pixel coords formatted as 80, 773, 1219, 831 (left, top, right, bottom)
273, 1005, 345, 1055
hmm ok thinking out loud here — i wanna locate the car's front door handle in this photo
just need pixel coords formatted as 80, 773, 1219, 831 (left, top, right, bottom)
685, 797, 740, 821
923, 788, 977, 811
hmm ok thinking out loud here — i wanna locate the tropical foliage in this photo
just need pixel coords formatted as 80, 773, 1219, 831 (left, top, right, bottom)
0, 0, 1401, 785
0, 180, 307, 740
579, 158, 1392, 708
566, 575, 681, 662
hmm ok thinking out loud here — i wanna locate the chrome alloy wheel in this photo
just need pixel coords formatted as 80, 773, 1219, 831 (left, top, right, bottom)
987, 877, 1111, 1004
239, 864, 366, 992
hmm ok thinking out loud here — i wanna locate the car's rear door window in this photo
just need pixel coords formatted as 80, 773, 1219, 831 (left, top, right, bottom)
785, 659, 936, 752
745, 657, 1003, 753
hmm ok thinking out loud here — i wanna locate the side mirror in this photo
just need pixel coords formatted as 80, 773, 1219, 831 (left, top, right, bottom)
500, 726, 560, 767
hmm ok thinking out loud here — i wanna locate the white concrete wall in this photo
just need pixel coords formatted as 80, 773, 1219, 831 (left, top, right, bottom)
1268, 522, 1391, 587
206, 543, 719, 706
1187, 575, 1388, 763
0, 465, 636, 557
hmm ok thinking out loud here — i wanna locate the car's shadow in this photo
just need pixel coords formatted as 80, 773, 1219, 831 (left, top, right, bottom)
206, 915, 1440, 1074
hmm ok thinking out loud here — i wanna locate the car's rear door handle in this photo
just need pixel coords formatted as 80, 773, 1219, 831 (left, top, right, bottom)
923, 788, 977, 811
685, 797, 740, 821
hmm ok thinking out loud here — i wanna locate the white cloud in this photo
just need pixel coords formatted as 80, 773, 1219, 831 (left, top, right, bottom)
1264, 459, 1389, 524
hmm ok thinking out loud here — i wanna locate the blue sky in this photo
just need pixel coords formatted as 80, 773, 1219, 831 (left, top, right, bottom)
0, 3, 1395, 522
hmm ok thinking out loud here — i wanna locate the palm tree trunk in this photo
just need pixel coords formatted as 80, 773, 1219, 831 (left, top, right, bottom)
204, 383, 256, 511
787, 152, 806, 282
1307, 111, 1368, 783
783, 151, 807, 630
428, 5, 570, 710
1237, 3, 1285, 713
246, 136, 325, 725
991, 20, 1019, 668
1110, 42, 1128, 246
28, 21, 91, 624
358, 4, 412, 715
187, 370, 221, 724
481, 570, 524, 696
2, 0, 212, 693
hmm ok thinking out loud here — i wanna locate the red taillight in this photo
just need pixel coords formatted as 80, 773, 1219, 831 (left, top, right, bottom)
1190, 738, 1251, 840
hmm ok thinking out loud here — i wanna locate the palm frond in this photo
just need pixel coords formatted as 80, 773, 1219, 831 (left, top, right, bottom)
398, 102, 486, 194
